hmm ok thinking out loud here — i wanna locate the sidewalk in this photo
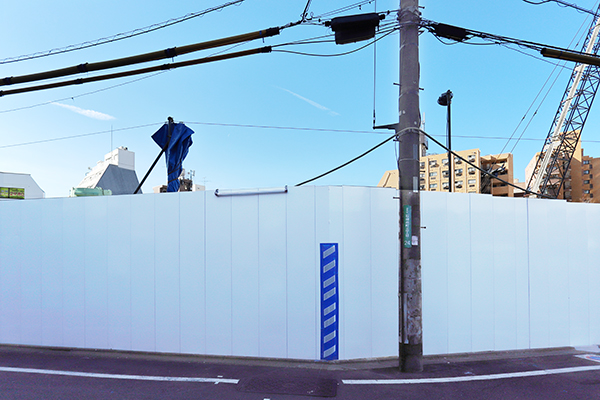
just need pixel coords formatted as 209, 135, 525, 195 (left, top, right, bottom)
1, 344, 599, 399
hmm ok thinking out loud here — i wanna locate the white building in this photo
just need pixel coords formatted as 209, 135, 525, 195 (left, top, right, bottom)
75, 147, 141, 195
0, 172, 45, 200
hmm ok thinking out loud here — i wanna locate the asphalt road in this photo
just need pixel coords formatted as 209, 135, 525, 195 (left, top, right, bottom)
1, 345, 600, 399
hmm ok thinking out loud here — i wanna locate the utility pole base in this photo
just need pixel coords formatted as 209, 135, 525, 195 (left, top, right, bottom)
400, 343, 423, 372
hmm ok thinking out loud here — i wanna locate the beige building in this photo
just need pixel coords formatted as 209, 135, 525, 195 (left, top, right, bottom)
378, 148, 517, 197
524, 139, 587, 202
581, 153, 600, 202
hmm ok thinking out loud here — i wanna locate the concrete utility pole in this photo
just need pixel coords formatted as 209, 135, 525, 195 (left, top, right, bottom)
397, 0, 422, 372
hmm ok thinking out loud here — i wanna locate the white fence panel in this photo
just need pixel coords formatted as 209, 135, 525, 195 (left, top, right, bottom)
447, 193, 472, 353
230, 194, 260, 357
286, 186, 318, 360
204, 192, 233, 356
130, 194, 155, 352
106, 195, 132, 352
83, 197, 109, 349
179, 191, 206, 354
370, 187, 399, 358
422, 191, 449, 355
20, 200, 42, 346
42, 199, 65, 347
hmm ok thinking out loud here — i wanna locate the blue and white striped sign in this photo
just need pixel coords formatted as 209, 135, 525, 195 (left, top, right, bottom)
320, 243, 339, 360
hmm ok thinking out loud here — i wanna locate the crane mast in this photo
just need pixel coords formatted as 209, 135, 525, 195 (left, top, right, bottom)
527, 10, 600, 198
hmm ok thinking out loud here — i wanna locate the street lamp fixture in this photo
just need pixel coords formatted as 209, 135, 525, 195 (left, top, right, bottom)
438, 90, 453, 192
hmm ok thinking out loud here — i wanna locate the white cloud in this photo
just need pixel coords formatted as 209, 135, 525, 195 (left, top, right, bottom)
277, 87, 340, 116
52, 102, 115, 120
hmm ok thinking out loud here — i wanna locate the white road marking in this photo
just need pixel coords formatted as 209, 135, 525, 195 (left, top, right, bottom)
0, 366, 239, 384
576, 354, 600, 363
342, 365, 600, 385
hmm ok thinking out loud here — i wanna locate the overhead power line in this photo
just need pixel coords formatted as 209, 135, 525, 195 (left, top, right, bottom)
522, 0, 598, 16
0, 0, 246, 65
273, 25, 398, 57
0, 27, 281, 88
0, 47, 273, 97
0, 72, 168, 114
9, 118, 600, 151
422, 19, 588, 54
0, 123, 162, 149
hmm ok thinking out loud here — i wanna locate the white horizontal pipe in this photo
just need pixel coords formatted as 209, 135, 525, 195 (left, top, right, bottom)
214, 186, 288, 197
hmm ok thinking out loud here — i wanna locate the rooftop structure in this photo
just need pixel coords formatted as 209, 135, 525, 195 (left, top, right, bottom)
75, 147, 140, 195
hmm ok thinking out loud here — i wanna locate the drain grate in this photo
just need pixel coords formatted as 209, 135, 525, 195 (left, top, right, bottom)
238, 376, 338, 397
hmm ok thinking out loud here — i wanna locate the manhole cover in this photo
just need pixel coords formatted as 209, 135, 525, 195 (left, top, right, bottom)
238, 376, 338, 397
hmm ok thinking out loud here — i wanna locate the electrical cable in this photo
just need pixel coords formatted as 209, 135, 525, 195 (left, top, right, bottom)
295, 134, 396, 186
0, 0, 245, 65
372, 0, 378, 128
312, 1, 376, 20
0, 46, 273, 97
0, 27, 282, 88
0, 38, 260, 115
422, 19, 590, 54
301, 0, 313, 21
0, 71, 168, 114
6, 117, 600, 152
523, 0, 598, 15
502, 12, 591, 155
0, 123, 162, 149
273, 27, 398, 57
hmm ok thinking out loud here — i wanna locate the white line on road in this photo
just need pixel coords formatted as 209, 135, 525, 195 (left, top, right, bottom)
0, 366, 239, 384
342, 365, 600, 385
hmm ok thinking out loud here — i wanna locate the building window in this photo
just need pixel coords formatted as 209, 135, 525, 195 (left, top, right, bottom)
455, 159, 462, 164
419, 184, 425, 190
430, 172, 437, 178
468, 155, 476, 162
468, 179, 476, 185
442, 170, 449, 178
584, 170, 590, 175
420, 161, 425, 169
584, 189, 590, 194
429, 160, 437, 166
442, 158, 448, 165
420, 173, 425, 179
430, 183, 437, 189
455, 168, 463, 175
591, 184, 594, 189
468, 167, 476, 174
584, 180, 590, 184
442, 182, 450, 189
583, 160, 590, 165
455, 180, 463, 188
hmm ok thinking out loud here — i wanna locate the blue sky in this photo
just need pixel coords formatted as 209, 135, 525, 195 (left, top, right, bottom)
1, 0, 600, 197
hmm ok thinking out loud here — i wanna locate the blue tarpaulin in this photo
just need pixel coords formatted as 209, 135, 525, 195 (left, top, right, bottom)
152, 122, 194, 192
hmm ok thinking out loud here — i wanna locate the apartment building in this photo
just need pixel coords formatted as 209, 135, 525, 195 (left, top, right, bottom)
378, 148, 516, 197
580, 151, 600, 202
525, 139, 585, 202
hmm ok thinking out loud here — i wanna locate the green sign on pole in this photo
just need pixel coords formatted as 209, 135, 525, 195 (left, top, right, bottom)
403, 205, 412, 248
